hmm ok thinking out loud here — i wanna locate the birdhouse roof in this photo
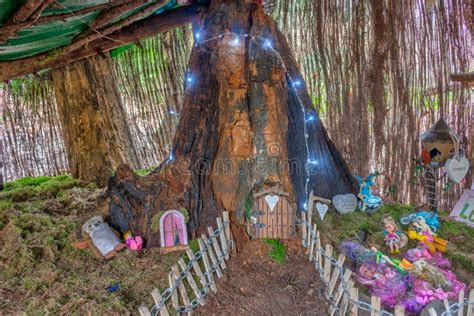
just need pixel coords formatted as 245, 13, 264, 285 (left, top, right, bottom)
420, 117, 460, 143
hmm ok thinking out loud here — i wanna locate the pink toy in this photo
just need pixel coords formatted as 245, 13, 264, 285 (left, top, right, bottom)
126, 236, 143, 251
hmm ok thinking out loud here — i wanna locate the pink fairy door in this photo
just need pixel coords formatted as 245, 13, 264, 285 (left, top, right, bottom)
160, 210, 188, 247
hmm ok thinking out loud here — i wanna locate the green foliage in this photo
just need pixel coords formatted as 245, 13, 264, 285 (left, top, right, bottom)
134, 166, 157, 177
263, 238, 287, 264
188, 239, 199, 253
0, 175, 85, 201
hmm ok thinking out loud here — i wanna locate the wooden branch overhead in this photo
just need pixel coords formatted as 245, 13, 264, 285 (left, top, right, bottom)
0, 4, 201, 82
450, 72, 474, 83
0, 1, 130, 38
0, 0, 51, 42
65, 0, 168, 54
5, 0, 44, 24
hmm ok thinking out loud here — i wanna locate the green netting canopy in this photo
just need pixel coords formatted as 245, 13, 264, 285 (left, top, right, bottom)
0, 0, 180, 61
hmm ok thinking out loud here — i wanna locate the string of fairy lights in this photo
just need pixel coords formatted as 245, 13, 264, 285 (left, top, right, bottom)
168, 31, 318, 211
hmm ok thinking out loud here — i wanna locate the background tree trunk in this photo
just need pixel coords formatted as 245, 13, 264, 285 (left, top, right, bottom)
103, 0, 357, 249
51, 55, 139, 187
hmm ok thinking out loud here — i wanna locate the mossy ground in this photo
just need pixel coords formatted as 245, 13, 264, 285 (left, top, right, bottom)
0, 175, 180, 314
312, 204, 474, 285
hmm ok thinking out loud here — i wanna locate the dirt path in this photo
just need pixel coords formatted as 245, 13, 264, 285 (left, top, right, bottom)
196, 241, 329, 315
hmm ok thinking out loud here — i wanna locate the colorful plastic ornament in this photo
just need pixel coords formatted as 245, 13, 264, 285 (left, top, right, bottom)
420, 117, 460, 168
400, 211, 440, 232
124, 231, 143, 251
355, 172, 383, 213
406, 216, 447, 254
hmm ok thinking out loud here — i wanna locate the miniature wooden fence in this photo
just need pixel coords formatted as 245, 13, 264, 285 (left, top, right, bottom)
138, 212, 232, 316
300, 211, 474, 316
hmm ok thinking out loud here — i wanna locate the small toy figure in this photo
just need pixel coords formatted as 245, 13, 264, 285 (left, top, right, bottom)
124, 231, 143, 251
382, 216, 407, 254
355, 172, 383, 213
406, 216, 448, 254
400, 211, 440, 232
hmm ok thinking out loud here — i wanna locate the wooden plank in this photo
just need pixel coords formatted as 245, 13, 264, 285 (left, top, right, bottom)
443, 298, 451, 315
328, 254, 346, 296
207, 227, 226, 269
306, 206, 313, 247
168, 270, 179, 311
468, 289, 474, 316
186, 249, 206, 287
253, 188, 289, 198
316, 231, 322, 270
349, 286, 359, 316
171, 264, 191, 308
428, 308, 437, 316
323, 244, 333, 283
308, 223, 316, 261
201, 234, 223, 278
457, 290, 464, 316
301, 212, 307, 246
197, 238, 216, 292
371, 296, 381, 316
279, 197, 284, 239
151, 289, 170, 316
336, 279, 353, 316
178, 258, 204, 306
222, 212, 231, 245
394, 304, 405, 316
270, 198, 274, 238
329, 271, 352, 316
138, 303, 152, 316
216, 217, 229, 260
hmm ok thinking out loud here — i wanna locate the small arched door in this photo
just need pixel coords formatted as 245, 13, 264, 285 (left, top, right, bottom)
251, 192, 296, 239
160, 210, 188, 247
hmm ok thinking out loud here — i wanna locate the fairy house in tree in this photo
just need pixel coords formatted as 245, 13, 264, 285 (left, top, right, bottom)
0, 0, 357, 249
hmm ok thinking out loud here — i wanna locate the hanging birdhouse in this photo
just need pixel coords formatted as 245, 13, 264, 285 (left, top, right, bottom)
420, 117, 460, 167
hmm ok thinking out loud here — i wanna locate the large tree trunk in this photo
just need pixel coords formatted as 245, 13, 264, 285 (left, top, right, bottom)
102, 0, 357, 249
51, 55, 139, 187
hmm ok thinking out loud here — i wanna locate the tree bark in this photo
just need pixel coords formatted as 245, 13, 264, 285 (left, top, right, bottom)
51, 55, 139, 187
102, 0, 357, 249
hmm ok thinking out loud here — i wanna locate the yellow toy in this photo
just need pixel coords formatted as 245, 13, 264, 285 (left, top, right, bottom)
407, 216, 447, 253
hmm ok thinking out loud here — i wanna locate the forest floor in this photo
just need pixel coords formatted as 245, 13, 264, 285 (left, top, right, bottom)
197, 240, 328, 315
0, 175, 181, 314
1, 175, 473, 314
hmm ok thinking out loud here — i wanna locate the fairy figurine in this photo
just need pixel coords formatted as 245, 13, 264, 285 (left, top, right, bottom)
382, 216, 407, 254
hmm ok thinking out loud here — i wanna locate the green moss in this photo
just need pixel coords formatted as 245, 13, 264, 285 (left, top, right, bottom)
0, 175, 179, 314
151, 212, 161, 232
0, 200, 13, 211
0, 175, 85, 201
446, 252, 474, 274
188, 239, 199, 253
179, 208, 189, 223
263, 238, 287, 264
3, 175, 57, 191
134, 166, 157, 177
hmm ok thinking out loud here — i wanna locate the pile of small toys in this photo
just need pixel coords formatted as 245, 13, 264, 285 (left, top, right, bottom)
340, 211, 466, 314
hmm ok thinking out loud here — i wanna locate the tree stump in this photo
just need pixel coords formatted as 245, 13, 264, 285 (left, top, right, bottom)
102, 0, 357, 249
